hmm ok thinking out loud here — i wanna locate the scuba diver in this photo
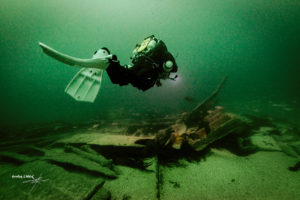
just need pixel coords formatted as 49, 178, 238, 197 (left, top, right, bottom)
39, 35, 178, 102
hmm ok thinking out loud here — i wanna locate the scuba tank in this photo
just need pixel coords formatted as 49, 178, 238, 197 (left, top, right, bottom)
130, 35, 178, 85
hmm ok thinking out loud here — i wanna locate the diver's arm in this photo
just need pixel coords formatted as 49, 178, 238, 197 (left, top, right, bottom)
106, 59, 132, 86
38, 42, 112, 70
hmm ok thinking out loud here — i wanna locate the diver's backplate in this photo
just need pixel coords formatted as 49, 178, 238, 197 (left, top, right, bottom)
131, 36, 167, 70
131, 35, 177, 82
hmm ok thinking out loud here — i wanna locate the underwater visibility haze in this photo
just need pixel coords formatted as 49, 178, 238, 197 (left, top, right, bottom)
0, 0, 300, 199
0, 0, 299, 126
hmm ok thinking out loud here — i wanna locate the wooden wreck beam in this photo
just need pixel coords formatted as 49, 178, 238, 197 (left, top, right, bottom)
183, 76, 228, 127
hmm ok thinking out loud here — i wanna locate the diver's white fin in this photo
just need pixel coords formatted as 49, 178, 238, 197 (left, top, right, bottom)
65, 68, 103, 102
38, 42, 112, 69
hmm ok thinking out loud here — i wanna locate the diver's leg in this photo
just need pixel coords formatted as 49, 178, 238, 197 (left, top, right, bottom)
39, 42, 111, 70
106, 62, 132, 86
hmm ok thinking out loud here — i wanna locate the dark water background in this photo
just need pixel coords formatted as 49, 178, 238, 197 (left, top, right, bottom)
1, 0, 299, 127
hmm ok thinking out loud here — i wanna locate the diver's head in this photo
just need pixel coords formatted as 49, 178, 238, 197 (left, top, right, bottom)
93, 47, 110, 58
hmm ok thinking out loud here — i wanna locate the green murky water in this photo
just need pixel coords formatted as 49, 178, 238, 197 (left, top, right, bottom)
0, 1, 299, 199
1, 0, 299, 126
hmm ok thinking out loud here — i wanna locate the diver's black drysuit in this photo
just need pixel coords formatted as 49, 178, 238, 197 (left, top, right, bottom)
106, 40, 178, 91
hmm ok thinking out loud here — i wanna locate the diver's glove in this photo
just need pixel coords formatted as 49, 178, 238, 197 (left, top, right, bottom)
156, 80, 162, 87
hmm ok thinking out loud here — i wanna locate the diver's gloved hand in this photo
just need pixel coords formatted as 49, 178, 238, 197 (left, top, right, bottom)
108, 54, 118, 63
156, 80, 162, 87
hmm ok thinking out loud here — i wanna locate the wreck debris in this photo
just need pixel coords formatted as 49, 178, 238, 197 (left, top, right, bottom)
154, 106, 248, 151
1, 73, 300, 200
45, 151, 118, 179
191, 113, 245, 151
152, 76, 248, 151
65, 145, 113, 168
155, 156, 162, 199
183, 76, 227, 127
